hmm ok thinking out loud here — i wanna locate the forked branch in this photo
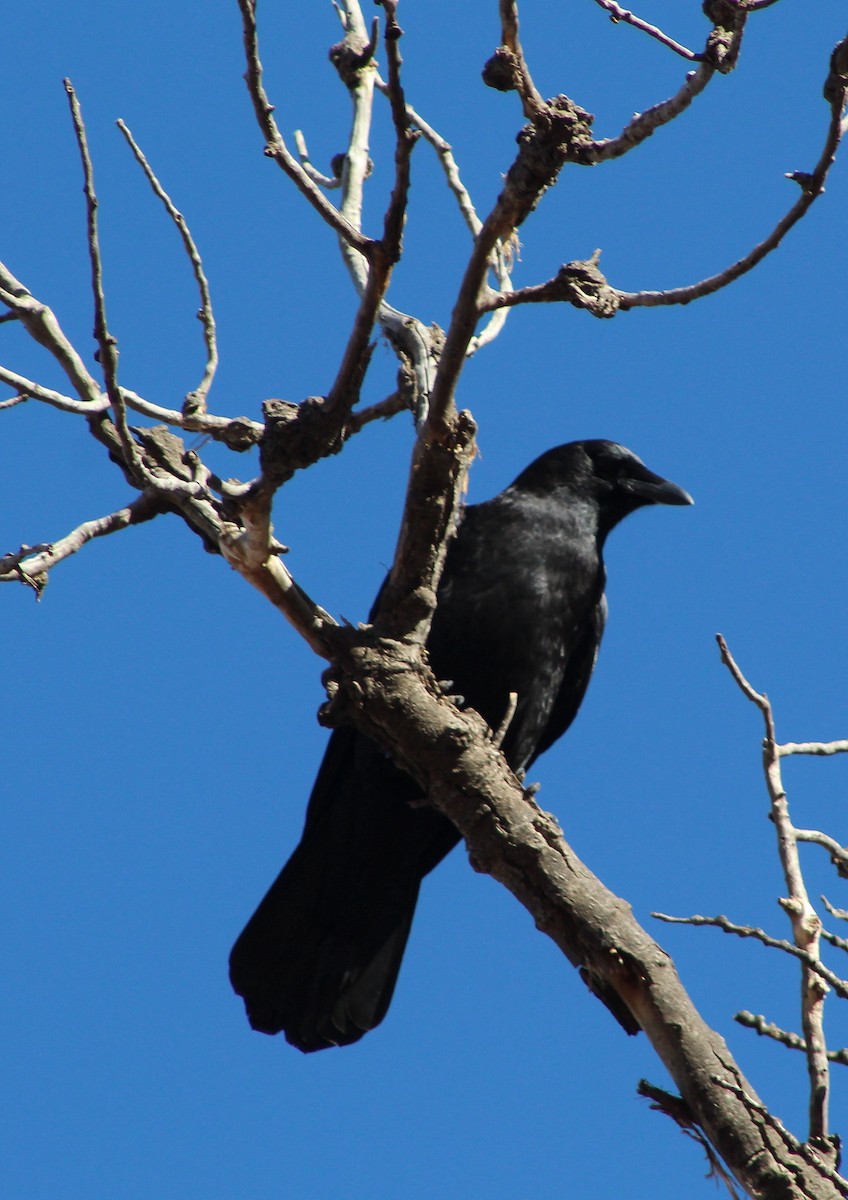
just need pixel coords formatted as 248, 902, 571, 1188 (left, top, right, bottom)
715, 635, 839, 1149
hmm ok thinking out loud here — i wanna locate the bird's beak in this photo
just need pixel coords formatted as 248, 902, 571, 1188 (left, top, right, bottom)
626, 472, 694, 507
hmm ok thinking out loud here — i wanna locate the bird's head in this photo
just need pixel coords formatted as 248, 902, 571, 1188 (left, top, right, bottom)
511, 439, 693, 539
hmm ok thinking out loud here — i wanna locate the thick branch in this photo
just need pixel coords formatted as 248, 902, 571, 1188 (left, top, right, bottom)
217, 484, 338, 658
319, 631, 846, 1198
380, 86, 596, 644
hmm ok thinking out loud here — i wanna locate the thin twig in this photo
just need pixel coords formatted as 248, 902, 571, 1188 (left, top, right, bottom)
492, 692, 519, 750
0, 261, 101, 403
293, 129, 342, 188
716, 634, 833, 1142
236, 0, 374, 258
324, 5, 439, 420
712, 1077, 848, 1193
374, 74, 514, 354
590, 0, 701, 61
822, 928, 848, 955
0, 492, 166, 592
374, 0, 416, 269
653, 911, 848, 1002
331, 0, 378, 296
120, 388, 263, 446
488, 34, 847, 318
65, 79, 146, 484
323, 1, 412, 416
736, 1010, 848, 1065
344, 390, 408, 434
0, 393, 29, 411
0, 368, 100, 413
794, 829, 848, 876
116, 119, 219, 415
637, 1081, 742, 1200
0, 365, 262, 446
823, 897, 848, 923
780, 740, 848, 758
616, 42, 848, 308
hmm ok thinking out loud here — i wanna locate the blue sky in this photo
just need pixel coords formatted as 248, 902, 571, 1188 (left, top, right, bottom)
3, 3, 848, 1197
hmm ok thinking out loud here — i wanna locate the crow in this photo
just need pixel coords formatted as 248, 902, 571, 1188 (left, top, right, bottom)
229, 440, 692, 1052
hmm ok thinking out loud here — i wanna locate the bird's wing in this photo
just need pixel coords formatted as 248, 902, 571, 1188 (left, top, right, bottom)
528, 593, 607, 766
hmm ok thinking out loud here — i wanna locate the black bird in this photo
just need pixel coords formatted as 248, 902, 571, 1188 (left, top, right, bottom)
229, 440, 692, 1052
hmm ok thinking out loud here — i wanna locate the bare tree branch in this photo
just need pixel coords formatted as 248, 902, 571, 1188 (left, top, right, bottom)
712, 1076, 847, 1193
65, 79, 151, 491
637, 1080, 742, 1200
116, 119, 219, 416
481, 30, 847, 323
328, 0, 380, 296
579, 1, 750, 166
322, 1, 417, 417
780, 741, 848, 758
293, 129, 342, 189
716, 634, 835, 1146
496, 0, 545, 117
588, 62, 715, 163
344, 389, 407, 433
236, 0, 375, 258
0, 491, 167, 593
483, 52, 847, 321
822, 928, 848, 955
589, 0, 701, 60
738, 1008, 848, 1070
615, 42, 848, 309
794, 829, 848, 877
480, 250, 620, 318
0, 368, 96, 414
823, 897, 848, 923
0, 393, 28, 411
0, 363, 262, 447
374, 74, 515, 355
653, 911, 848, 1001
0, 260, 101, 403
217, 485, 339, 658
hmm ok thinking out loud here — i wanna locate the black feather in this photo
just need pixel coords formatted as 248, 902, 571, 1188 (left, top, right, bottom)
229, 440, 692, 1051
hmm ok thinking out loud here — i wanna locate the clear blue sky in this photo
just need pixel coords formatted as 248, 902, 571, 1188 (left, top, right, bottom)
3, 3, 848, 1198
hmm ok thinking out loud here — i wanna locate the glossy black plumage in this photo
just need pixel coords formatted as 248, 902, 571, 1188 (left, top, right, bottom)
229, 440, 692, 1051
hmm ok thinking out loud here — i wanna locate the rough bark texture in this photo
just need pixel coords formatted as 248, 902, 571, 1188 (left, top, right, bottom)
320, 630, 845, 1200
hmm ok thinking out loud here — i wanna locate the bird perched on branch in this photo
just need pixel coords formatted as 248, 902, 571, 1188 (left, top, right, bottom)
229, 440, 692, 1052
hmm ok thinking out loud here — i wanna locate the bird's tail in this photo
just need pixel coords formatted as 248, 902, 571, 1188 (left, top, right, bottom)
229, 728, 459, 1052
229, 840, 420, 1051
